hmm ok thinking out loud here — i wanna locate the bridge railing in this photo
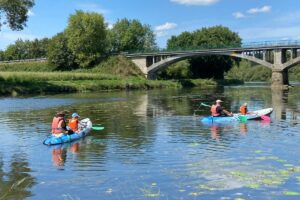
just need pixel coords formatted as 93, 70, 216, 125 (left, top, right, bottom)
125, 39, 300, 55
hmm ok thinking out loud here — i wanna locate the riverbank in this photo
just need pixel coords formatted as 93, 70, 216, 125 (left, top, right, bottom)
0, 56, 242, 96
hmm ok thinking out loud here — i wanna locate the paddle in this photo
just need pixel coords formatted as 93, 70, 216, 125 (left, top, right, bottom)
200, 103, 211, 107
261, 115, 270, 121
92, 126, 105, 131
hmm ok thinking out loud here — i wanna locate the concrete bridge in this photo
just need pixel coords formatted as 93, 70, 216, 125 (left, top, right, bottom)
127, 41, 300, 88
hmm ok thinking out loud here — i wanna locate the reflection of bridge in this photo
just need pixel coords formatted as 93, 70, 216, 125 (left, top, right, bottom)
127, 41, 300, 87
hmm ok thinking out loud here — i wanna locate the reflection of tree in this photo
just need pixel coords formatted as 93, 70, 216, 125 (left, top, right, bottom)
0, 154, 35, 200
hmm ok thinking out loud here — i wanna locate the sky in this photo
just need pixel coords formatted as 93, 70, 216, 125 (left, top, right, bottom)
0, 0, 300, 50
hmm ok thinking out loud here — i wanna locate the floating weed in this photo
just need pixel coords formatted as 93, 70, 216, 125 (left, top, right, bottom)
178, 189, 186, 192
276, 159, 287, 163
254, 150, 263, 154
151, 183, 157, 186
296, 176, 300, 182
230, 171, 247, 177
105, 188, 113, 194
246, 183, 260, 189
283, 191, 300, 196
293, 166, 300, 172
284, 164, 294, 167
140, 188, 160, 198
235, 198, 245, 200
189, 192, 202, 196
188, 142, 201, 147
256, 156, 279, 161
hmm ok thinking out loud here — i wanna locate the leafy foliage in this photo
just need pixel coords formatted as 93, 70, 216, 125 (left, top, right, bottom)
166, 25, 242, 79
65, 10, 107, 68
0, 0, 34, 31
108, 18, 157, 53
47, 32, 76, 70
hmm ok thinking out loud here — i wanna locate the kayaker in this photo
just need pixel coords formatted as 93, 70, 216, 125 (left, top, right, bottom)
240, 103, 248, 115
211, 99, 233, 117
51, 111, 68, 137
68, 112, 80, 132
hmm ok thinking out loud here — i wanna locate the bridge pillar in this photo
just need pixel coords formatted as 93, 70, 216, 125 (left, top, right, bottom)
130, 57, 148, 77
271, 49, 289, 88
271, 69, 289, 88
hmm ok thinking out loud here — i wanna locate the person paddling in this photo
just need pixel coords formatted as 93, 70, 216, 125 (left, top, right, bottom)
240, 103, 248, 115
211, 99, 233, 117
51, 111, 68, 137
68, 112, 80, 133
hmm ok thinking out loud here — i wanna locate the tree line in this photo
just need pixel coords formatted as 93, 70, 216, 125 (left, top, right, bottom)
0, 1, 242, 79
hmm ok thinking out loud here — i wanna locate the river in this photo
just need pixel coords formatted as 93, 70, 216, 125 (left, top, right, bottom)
1, 83, 300, 199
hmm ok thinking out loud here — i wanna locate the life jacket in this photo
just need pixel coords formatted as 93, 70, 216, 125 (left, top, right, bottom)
211, 105, 220, 116
240, 105, 247, 115
51, 117, 65, 134
68, 118, 79, 132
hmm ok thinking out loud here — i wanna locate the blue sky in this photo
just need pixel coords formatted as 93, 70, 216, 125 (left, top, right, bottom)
0, 0, 300, 50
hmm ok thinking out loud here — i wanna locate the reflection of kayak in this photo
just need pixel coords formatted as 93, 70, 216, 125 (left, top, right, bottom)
43, 118, 93, 145
201, 108, 273, 124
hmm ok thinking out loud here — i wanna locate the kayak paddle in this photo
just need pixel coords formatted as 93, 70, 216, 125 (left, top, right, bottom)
200, 103, 211, 107
92, 126, 105, 131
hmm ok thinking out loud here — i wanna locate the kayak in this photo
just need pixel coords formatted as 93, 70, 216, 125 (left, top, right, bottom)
201, 108, 273, 124
43, 118, 93, 145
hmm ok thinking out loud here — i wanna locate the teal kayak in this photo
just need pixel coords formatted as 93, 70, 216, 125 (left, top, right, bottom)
43, 118, 102, 145
201, 108, 273, 124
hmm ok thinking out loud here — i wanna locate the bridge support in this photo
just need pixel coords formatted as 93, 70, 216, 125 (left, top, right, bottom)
271, 69, 289, 88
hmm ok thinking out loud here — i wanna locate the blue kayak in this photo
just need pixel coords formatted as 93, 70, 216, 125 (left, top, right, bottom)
201, 108, 273, 124
43, 118, 93, 145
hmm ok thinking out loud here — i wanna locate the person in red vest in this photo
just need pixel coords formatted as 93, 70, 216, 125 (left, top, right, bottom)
68, 112, 80, 132
51, 111, 68, 137
240, 103, 248, 115
211, 99, 233, 117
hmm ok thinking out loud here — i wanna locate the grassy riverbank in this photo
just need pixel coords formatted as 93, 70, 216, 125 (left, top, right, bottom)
0, 56, 242, 96
0, 71, 220, 96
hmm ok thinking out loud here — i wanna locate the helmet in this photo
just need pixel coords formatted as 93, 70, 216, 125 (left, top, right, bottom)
72, 113, 80, 118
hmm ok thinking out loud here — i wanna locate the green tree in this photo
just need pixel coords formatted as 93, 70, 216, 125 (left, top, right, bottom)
108, 18, 157, 53
65, 10, 107, 68
0, 0, 34, 31
47, 32, 76, 70
166, 25, 242, 79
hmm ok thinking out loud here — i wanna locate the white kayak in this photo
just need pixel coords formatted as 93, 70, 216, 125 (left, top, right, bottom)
201, 108, 273, 124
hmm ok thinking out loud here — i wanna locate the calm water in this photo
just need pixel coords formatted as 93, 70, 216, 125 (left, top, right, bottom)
1, 84, 300, 199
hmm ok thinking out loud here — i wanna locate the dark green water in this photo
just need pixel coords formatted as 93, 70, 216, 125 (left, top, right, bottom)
1, 84, 300, 199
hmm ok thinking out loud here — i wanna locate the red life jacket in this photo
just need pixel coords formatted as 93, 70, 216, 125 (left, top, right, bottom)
68, 118, 79, 132
211, 105, 220, 116
51, 117, 65, 134
240, 105, 247, 115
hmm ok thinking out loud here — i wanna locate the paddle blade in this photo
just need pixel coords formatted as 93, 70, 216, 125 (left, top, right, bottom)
261, 115, 270, 121
200, 103, 211, 107
238, 115, 247, 122
92, 126, 104, 131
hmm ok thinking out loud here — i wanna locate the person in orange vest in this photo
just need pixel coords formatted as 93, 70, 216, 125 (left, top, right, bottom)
51, 111, 68, 137
240, 103, 248, 115
68, 112, 80, 133
211, 99, 233, 117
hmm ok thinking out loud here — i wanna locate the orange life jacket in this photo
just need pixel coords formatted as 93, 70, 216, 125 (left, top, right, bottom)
51, 117, 65, 134
68, 118, 79, 132
211, 105, 220, 116
240, 105, 247, 115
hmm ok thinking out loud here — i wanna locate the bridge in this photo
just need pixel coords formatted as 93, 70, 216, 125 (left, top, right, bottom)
126, 40, 300, 88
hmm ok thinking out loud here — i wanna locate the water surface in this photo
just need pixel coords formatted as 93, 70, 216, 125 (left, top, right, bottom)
1, 85, 300, 199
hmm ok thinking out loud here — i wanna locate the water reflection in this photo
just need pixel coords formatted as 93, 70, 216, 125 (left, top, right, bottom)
0, 154, 35, 199
271, 87, 288, 120
51, 142, 80, 167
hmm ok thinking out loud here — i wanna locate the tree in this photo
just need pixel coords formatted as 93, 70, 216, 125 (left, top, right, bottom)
0, 0, 34, 31
108, 18, 157, 53
47, 32, 76, 70
166, 25, 242, 79
65, 10, 107, 68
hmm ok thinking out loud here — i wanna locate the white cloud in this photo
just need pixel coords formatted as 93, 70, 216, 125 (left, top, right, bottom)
76, 3, 110, 14
170, 0, 219, 6
233, 12, 245, 19
247, 5, 271, 14
155, 22, 177, 37
27, 10, 34, 16
155, 22, 177, 32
